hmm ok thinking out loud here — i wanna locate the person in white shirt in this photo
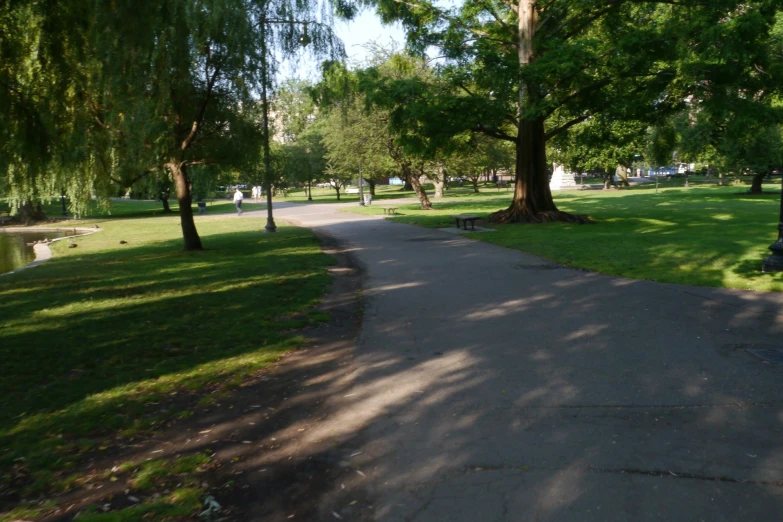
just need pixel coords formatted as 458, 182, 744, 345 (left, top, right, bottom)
233, 188, 244, 215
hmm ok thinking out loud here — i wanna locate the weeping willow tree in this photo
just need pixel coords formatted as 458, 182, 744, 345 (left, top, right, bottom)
0, 0, 96, 221
2, 0, 349, 246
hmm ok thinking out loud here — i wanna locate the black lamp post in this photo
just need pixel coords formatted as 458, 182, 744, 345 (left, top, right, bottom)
260, 18, 277, 233
762, 175, 783, 272
260, 19, 311, 233
358, 158, 364, 206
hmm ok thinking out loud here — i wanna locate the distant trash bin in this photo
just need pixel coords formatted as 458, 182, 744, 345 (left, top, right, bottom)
362, 194, 372, 205
197, 202, 207, 215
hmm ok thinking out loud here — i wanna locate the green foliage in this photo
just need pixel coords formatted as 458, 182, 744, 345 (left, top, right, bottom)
359, 0, 783, 216
1, 0, 350, 240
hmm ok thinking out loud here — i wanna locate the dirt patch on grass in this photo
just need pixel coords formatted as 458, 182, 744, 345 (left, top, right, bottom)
33, 232, 366, 521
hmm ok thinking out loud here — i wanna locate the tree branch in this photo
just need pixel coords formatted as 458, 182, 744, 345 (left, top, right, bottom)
544, 111, 595, 141
181, 58, 222, 152
476, 124, 517, 142
543, 78, 612, 118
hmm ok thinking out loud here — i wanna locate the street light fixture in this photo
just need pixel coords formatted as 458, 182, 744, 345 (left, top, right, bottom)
358, 158, 364, 206
261, 18, 311, 233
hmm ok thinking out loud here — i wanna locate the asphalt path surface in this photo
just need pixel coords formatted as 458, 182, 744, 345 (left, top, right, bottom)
259, 200, 783, 521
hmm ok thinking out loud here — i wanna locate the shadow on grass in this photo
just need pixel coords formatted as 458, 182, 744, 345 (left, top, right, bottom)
9, 209, 783, 520
0, 226, 332, 490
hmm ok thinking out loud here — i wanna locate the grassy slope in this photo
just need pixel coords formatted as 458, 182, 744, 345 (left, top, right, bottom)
0, 214, 331, 520
345, 181, 783, 292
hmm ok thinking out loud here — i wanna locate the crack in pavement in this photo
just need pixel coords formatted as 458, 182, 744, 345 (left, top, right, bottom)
462, 464, 783, 487
587, 466, 783, 487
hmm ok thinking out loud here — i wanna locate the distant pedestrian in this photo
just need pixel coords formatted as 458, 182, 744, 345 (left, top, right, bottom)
234, 188, 244, 215
251, 186, 257, 200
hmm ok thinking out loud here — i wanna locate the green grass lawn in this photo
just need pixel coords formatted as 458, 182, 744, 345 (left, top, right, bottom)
0, 214, 332, 520
0, 198, 265, 219
346, 182, 783, 292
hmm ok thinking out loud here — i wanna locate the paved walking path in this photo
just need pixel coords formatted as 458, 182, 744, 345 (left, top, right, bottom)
267, 201, 783, 520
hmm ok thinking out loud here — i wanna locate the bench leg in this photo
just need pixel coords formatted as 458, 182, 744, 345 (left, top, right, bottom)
455, 218, 461, 229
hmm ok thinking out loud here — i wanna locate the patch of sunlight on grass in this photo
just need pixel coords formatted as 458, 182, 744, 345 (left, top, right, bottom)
0, 215, 332, 508
344, 184, 783, 292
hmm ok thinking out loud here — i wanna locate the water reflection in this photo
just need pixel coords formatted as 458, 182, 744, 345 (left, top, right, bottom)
0, 231, 65, 275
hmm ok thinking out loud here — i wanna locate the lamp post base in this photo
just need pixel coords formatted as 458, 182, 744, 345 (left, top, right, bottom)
265, 219, 277, 233
762, 252, 783, 272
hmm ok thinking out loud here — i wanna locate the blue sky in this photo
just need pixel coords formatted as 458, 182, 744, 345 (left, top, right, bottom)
280, 9, 406, 81
335, 10, 406, 65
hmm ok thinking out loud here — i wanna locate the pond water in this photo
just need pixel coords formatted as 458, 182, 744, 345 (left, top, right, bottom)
0, 231, 66, 275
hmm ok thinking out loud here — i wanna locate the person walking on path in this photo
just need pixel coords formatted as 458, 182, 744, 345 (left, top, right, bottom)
233, 188, 244, 215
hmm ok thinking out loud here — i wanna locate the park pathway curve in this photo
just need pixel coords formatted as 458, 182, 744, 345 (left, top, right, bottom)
267, 201, 783, 521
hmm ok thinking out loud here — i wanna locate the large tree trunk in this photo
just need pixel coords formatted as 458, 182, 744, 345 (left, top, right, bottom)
18, 201, 47, 224
334, 186, 341, 201
434, 179, 444, 198
402, 166, 432, 209
490, 120, 590, 224
489, 0, 588, 225
603, 170, 617, 190
616, 164, 630, 188
168, 161, 203, 251
750, 171, 765, 193
368, 179, 376, 196
472, 178, 479, 193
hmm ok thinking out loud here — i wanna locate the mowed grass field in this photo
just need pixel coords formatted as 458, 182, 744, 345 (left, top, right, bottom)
345, 180, 783, 292
0, 213, 332, 520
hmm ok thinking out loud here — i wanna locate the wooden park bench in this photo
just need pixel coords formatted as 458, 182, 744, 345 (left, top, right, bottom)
452, 214, 480, 231
496, 180, 510, 191
381, 207, 399, 215
344, 187, 360, 195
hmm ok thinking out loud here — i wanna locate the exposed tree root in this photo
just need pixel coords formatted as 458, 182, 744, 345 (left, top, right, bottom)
488, 207, 594, 224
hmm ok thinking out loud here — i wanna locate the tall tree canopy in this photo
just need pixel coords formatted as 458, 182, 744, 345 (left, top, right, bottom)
2, 0, 349, 247
362, 0, 783, 223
